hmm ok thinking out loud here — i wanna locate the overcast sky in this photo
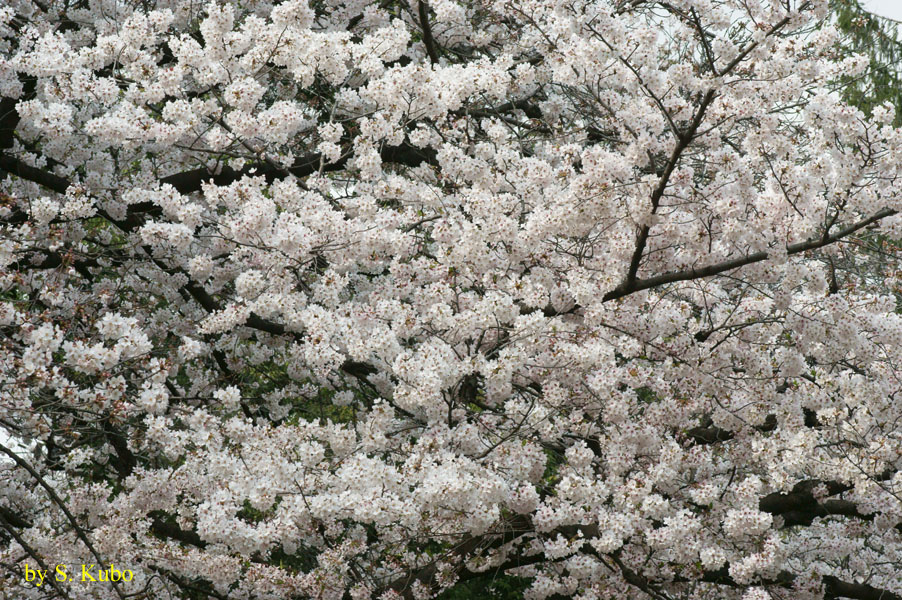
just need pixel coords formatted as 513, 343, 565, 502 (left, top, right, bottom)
862, 0, 902, 21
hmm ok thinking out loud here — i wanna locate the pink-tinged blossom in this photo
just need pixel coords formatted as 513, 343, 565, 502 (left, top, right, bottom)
2, 0, 902, 599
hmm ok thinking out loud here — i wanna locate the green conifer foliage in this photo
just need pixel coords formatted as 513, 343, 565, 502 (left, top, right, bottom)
833, 0, 902, 123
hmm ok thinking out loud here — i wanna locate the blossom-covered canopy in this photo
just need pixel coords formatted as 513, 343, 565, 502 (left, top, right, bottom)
2, 0, 902, 599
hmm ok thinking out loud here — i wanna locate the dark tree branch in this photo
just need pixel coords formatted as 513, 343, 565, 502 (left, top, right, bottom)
380, 514, 531, 598
2, 139, 437, 207
603, 207, 898, 302
823, 576, 902, 600
624, 89, 716, 285
149, 512, 207, 548
0, 154, 70, 194
161, 143, 437, 195
0, 511, 73, 599
418, 1, 440, 64
102, 420, 137, 480
673, 557, 900, 600
759, 478, 902, 533
585, 521, 902, 600
610, 552, 673, 600
684, 409, 819, 445
157, 569, 232, 600
0, 505, 32, 529
7, 249, 99, 275
0, 442, 127, 600
0, 75, 37, 150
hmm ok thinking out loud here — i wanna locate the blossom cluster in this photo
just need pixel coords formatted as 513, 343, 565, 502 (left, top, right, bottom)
2, 0, 902, 599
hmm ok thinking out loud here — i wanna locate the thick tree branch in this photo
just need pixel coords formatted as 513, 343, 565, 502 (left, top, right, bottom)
102, 420, 137, 480
823, 576, 902, 600
2, 140, 437, 204
588, 527, 902, 600
381, 514, 531, 598
684, 408, 819, 445
603, 207, 898, 302
0, 511, 72, 599
161, 143, 438, 195
699, 567, 902, 600
0, 442, 127, 600
149, 512, 207, 548
759, 478, 902, 532
0, 505, 32, 529
610, 552, 673, 600
0, 154, 69, 194
418, 1, 440, 64
621, 94, 716, 286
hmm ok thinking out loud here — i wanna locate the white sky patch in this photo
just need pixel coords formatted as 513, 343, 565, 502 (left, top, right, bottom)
862, 0, 902, 21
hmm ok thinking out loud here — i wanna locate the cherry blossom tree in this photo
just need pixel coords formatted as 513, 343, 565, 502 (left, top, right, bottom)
2, 0, 902, 599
